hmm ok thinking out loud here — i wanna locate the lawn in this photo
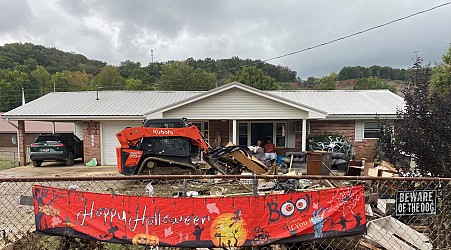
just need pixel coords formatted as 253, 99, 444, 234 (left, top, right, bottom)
0, 159, 18, 171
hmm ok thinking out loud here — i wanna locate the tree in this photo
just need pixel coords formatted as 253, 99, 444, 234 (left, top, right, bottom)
159, 61, 216, 91
125, 78, 146, 90
92, 66, 126, 90
224, 66, 277, 90
431, 44, 451, 93
319, 73, 337, 90
353, 76, 396, 93
381, 56, 451, 177
0, 69, 31, 111
29, 66, 51, 95
119, 60, 141, 78
302, 76, 319, 89
51, 70, 92, 92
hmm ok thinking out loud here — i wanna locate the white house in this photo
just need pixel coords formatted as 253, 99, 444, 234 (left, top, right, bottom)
1, 82, 405, 166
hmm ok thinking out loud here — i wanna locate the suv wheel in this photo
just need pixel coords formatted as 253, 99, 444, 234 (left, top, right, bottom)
32, 160, 42, 167
65, 152, 75, 166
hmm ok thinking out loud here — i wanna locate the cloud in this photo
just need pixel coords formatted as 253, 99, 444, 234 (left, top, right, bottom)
0, 0, 450, 78
0, 0, 33, 33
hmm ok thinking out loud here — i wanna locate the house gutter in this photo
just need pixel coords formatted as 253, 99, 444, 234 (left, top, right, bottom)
1, 115, 146, 121
5, 118, 18, 129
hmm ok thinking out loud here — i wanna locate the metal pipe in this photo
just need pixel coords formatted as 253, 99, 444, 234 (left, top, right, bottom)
0, 174, 450, 182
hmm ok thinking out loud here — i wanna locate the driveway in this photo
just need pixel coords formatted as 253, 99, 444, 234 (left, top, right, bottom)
0, 161, 118, 178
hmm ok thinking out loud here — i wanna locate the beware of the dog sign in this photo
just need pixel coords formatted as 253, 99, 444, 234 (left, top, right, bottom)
395, 190, 437, 216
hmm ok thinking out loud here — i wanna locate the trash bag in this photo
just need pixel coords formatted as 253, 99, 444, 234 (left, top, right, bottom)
86, 158, 97, 167
272, 179, 302, 193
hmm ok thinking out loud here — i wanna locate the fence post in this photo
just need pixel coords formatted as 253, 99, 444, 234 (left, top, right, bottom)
252, 174, 258, 196
183, 178, 187, 197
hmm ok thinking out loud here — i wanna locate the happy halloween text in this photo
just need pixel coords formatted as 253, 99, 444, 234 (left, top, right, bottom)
76, 199, 210, 232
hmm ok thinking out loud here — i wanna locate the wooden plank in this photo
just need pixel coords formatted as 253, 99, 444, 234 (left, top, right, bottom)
230, 150, 267, 174
359, 240, 383, 250
367, 221, 411, 250
329, 179, 346, 187
384, 217, 432, 249
367, 216, 432, 250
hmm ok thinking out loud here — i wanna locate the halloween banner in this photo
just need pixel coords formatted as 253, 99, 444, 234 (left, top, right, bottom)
33, 185, 366, 247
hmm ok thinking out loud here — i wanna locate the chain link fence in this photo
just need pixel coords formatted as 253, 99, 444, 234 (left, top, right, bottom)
0, 175, 449, 249
0, 150, 19, 169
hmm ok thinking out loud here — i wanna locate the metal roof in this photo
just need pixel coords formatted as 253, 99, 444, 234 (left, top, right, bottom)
2, 91, 202, 119
269, 89, 405, 116
1, 84, 405, 120
0, 113, 74, 132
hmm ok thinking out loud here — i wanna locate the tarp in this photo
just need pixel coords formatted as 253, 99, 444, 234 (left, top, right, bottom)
33, 185, 366, 247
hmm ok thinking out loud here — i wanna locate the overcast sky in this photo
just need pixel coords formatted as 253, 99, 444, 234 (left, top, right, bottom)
0, 0, 450, 79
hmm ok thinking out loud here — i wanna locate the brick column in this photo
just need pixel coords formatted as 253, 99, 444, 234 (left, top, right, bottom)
17, 120, 27, 166
83, 121, 101, 165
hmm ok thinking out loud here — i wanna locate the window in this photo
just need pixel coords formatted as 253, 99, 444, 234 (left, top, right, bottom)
275, 123, 286, 147
238, 123, 248, 146
192, 121, 209, 143
11, 134, 17, 145
364, 122, 382, 139
294, 121, 310, 134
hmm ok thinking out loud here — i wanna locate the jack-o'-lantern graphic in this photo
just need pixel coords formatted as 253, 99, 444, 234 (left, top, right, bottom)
39, 205, 60, 216
210, 211, 247, 247
132, 233, 159, 246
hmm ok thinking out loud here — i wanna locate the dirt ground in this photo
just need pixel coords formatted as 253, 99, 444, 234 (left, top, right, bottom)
0, 161, 118, 178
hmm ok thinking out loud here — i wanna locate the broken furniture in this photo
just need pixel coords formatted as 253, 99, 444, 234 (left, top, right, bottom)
306, 151, 332, 175
280, 151, 306, 174
367, 216, 432, 250
347, 160, 364, 176
249, 146, 271, 167
331, 152, 347, 171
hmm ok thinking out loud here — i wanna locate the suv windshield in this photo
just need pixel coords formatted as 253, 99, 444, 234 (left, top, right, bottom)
35, 135, 60, 142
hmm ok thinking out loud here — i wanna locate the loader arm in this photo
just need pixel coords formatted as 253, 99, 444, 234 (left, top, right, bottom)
116, 125, 210, 152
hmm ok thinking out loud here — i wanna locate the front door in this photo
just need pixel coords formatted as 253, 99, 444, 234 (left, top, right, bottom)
251, 123, 273, 146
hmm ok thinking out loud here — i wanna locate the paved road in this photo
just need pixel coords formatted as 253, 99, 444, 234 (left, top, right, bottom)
0, 161, 118, 178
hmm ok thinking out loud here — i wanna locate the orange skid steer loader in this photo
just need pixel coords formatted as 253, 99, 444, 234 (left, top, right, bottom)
116, 118, 269, 175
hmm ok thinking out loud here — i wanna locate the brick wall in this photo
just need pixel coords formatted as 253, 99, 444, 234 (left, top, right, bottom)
208, 120, 230, 147
310, 120, 356, 139
0, 133, 15, 147
83, 121, 101, 165
18, 120, 26, 166
354, 140, 377, 161
309, 120, 377, 161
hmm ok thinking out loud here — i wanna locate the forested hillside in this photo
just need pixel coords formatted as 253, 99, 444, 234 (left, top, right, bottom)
0, 42, 405, 112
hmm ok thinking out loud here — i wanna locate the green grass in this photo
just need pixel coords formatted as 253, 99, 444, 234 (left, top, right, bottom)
0, 159, 18, 171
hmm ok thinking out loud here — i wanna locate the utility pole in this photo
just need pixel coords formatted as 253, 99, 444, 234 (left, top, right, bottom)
21, 87, 25, 105
151, 49, 154, 64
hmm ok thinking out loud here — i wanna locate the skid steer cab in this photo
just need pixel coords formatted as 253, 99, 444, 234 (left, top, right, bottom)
116, 118, 210, 175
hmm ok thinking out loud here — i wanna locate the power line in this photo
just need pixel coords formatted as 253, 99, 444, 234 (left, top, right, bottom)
149, 1, 451, 87
1, 1, 449, 93
217, 1, 451, 73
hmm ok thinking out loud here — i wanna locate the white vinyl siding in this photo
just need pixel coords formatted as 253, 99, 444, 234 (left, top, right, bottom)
101, 121, 142, 165
164, 88, 309, 120
355, 121, 363, 142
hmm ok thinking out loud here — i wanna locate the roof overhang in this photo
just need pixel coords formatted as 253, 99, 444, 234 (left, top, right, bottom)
1, 115, 146, 121
323, 114, 401, 120
145, 82, 328, 119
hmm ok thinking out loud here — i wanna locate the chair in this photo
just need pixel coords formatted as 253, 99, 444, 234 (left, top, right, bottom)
251, 147, 271, 167
280, 152, 307, 174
